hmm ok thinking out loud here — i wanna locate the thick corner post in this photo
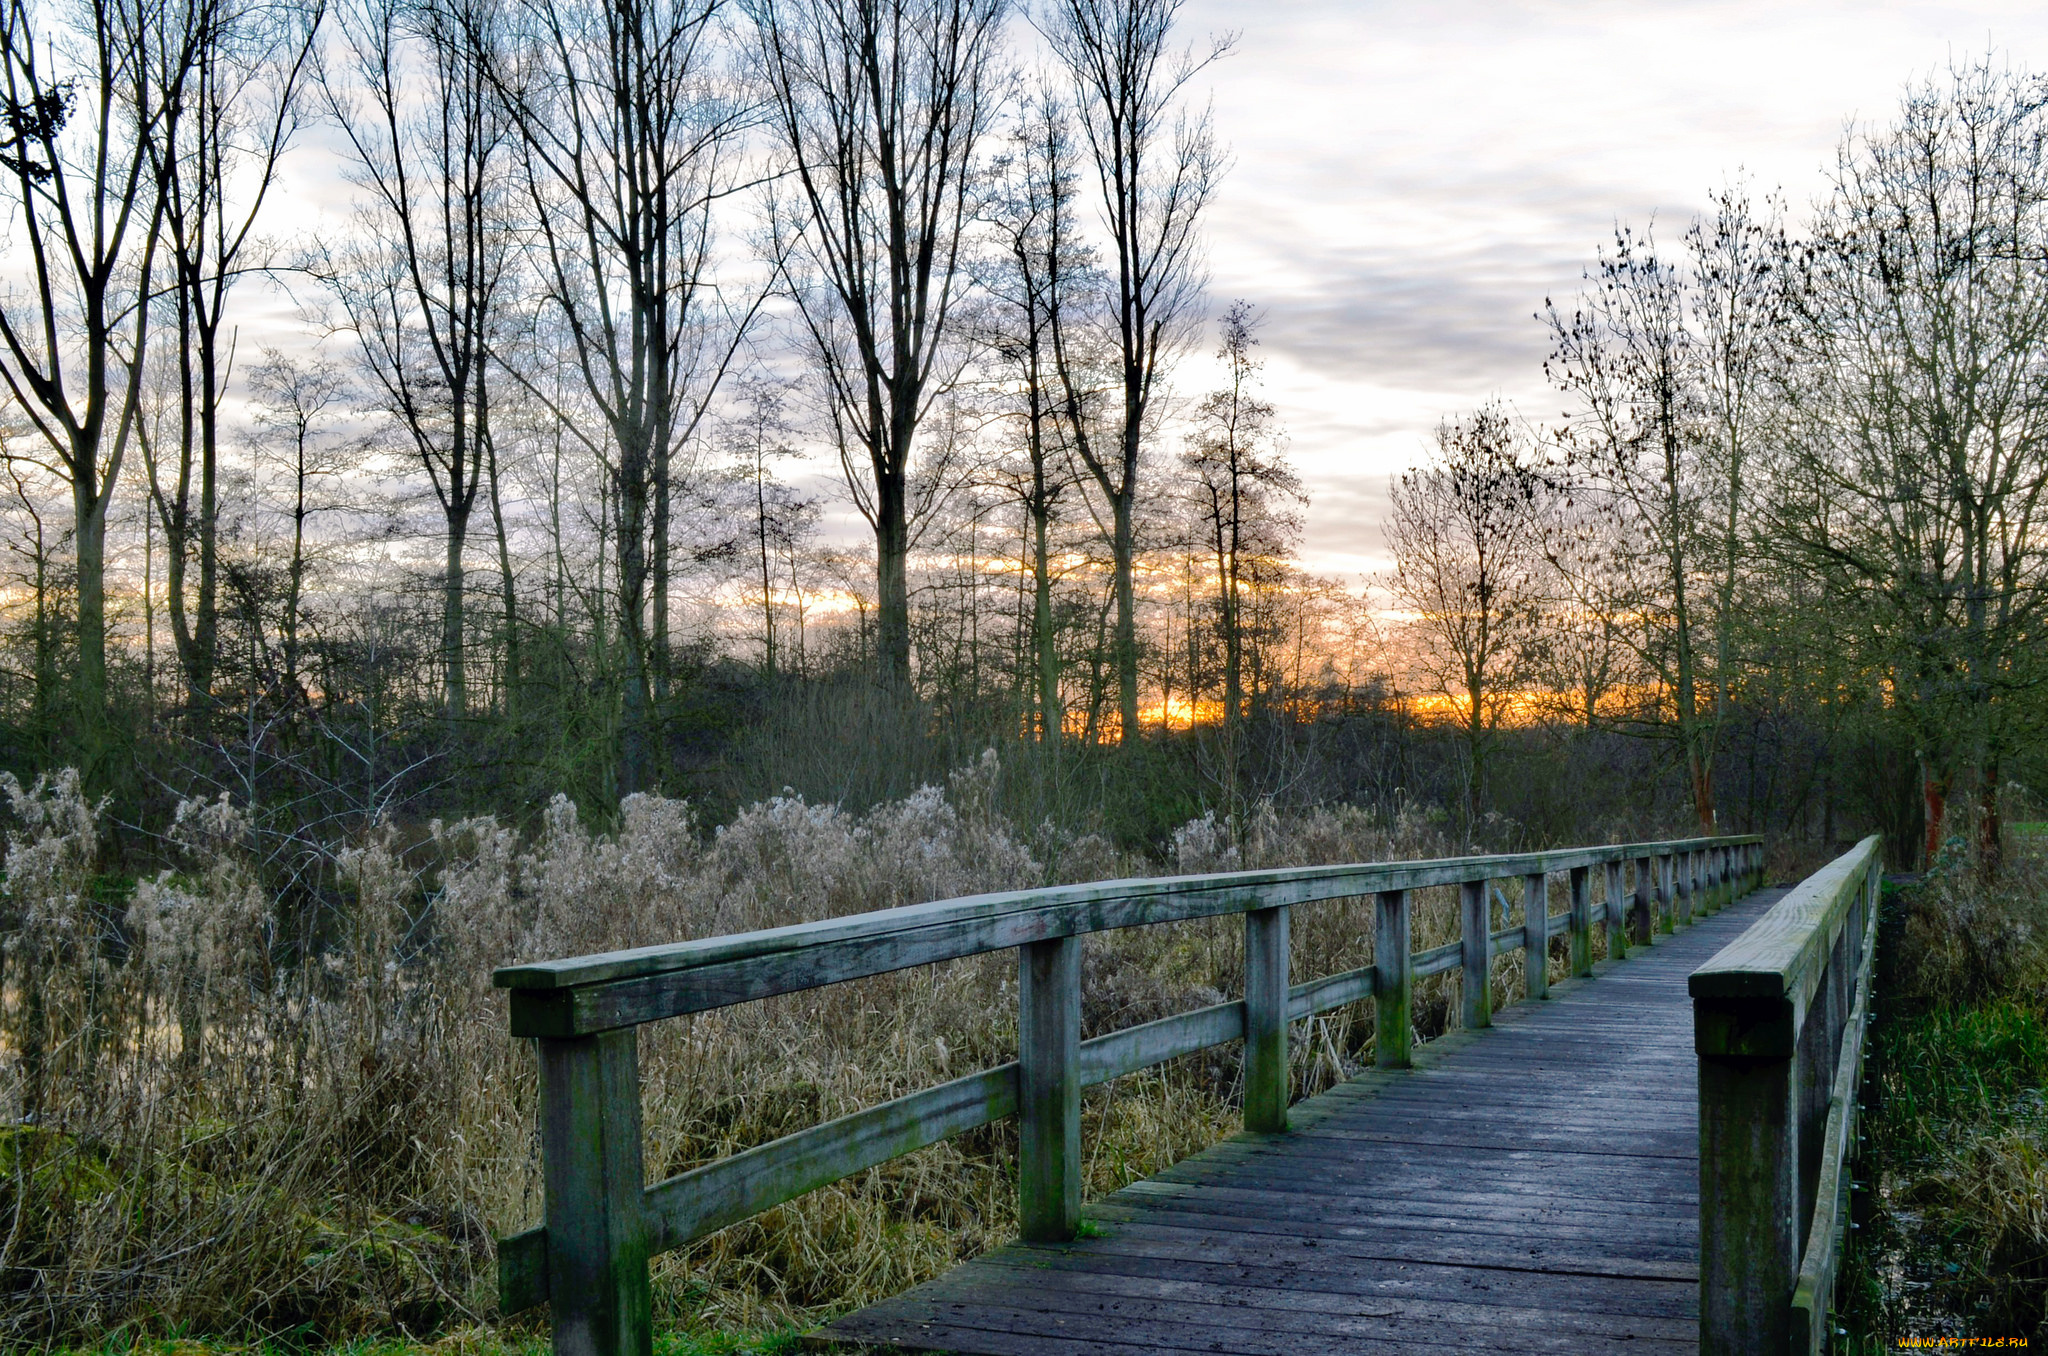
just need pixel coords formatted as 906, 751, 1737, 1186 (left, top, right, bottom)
1568, 865, 1592, 977
1523, 871, 1549, 1000
1374, 888, 1412, 1069
1244, 904, 1291, 1132
539, 1029, 652, 1356
1460, 878, 1491, 1030
1019, 934, 1082, 1240
1696, 992, 1800, 1356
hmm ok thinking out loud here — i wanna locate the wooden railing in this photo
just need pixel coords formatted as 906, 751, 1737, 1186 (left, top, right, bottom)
1692, 835, 1882, 1355
496, 832, 1766, 1356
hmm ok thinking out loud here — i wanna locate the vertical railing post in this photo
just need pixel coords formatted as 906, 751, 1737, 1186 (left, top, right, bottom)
1678, 851, 1695, 926
1374, 888, 1411, 1069
1523, 870, 1549, 1000
1018, 934, 1082, 1241
1461, 878, 1491, 1030
1243, 904, 1291, 1132
1633, 856, 1654, 946
1604, 860, 1628, 961
539, 1029, 652, 1356
1697, 999, 1801, 1355
1658, 854, 1677, 934
1568, 865, 1592, 978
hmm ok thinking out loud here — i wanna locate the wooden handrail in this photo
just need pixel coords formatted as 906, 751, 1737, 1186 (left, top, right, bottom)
493, 835, 1761, 1037
498, 833, 1766, 1355
1692, 835, 1882, 1355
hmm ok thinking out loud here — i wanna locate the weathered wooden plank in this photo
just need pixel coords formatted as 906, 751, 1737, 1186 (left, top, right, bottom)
1569, 866, 1592, 978
1028, 1210, 1704, 1279
504, 1061, 1022, 1312
1288, 961, 1375, 1020
827, 1299, 1698, 1356
650, 1062, 1017, 1255
1694, 844, 1879, 1356
1690, 835, 1878, 1017
1633, 856, 1655, 946
1696, 1032, 1798, 1354
499, 836, 1762, 993
1090, 1189, 1701, 1247
1117, 1181, 1695, 1232
1118, 1176, 1695, 1225
500, 837, 1762, 1037
1523, 871, 1549, 1000
1789, 869, 1880, 1354
1154, 1158, 1703, 1212
1019, 935, 1081, 1241
498, 1225, 546, 1314
963, 1242, 1702, 1320
1605, 860, 1628, 961
1462, 879, 1492, 1030
1080, 1000, 1245, 1086
1243, 906, 1290, 1133
904, 1258, 1700, 1340
838, 1282, 1699, 1355
1413, 939, 1462, 977
1374, 889, 1411, 1069
533, 1031, 650, 1353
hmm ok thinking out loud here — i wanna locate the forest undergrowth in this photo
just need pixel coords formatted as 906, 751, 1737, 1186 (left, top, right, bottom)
1841, 834, 2048, 1346
0, 752, 1629, 1347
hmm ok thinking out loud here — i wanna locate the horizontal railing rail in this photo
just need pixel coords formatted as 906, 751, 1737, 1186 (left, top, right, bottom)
498, 833, 1766, 1356
1692, 835, 1882, 1355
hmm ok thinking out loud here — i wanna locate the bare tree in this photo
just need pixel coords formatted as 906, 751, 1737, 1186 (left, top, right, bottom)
1385, 403, 1548, 826
717, 370, 810, 677
1688, 182, 1789, 775
315, 0, 514, 723
147, 0, 320, 720
1183, 300, 1297, 815
1545, 224, 1721, 829
499, 0, 757, 790
0, 0, 201, 765
749, 0, 1007, 696
1041, 0, 1227, 744
978, 82, 1090, 745
1537, 485, 1638, 731
1776, 57, 2048, 869
244, 349, 354, 695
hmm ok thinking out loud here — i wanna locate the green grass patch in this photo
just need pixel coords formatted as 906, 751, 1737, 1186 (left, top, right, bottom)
1839, 868, 2048, 1346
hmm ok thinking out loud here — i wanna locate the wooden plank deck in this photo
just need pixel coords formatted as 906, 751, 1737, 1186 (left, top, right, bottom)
816, 884, 1788, 1356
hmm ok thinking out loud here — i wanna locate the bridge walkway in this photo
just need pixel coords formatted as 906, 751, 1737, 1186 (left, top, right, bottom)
818, 885, 1788, 1356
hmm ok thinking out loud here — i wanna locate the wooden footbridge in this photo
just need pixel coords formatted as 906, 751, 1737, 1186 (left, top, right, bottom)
494, 833, 1883, 1356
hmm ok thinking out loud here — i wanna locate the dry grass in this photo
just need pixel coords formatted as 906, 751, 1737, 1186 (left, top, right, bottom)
0, 759, 1645, 1345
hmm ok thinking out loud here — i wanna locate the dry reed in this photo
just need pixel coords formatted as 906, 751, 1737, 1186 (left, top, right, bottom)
0, 758, 1624, 1344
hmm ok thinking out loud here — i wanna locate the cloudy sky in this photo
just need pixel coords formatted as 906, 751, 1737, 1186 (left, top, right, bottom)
1178, 0, 2048, 577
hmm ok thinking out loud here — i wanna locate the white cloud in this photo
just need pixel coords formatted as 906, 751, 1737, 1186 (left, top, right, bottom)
1175, 0, 2048, 574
